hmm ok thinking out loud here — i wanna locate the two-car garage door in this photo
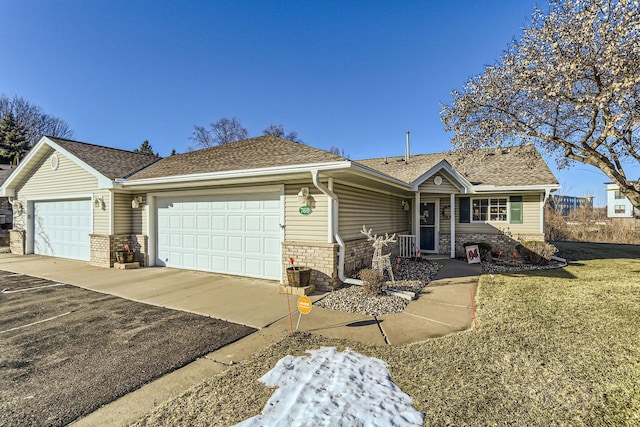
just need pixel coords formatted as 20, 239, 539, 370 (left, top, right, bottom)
156, 193, 282, 280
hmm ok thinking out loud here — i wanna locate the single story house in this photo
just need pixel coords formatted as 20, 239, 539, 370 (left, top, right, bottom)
0, 135, 559, 291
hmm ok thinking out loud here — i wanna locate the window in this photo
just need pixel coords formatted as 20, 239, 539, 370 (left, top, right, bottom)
614, 190, 625, 199
472, 198, 507, 222
614, 205, 626, 214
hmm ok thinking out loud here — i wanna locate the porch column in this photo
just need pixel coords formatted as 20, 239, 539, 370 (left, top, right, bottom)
450, 193, 455, 258
414, 192, 420, 252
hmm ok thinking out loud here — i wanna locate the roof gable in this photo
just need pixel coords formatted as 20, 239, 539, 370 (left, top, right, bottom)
48, 137, 160, 179
0, 136, 159, 195
129, 135, 347, 180
356, 145, 558, 189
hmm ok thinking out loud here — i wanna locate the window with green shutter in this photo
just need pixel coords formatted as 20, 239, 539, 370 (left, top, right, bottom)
510, 196, 523, 224
459, 197, 470, 223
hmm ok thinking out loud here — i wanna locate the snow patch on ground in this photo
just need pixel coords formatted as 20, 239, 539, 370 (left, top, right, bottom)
235, 347, 423, 427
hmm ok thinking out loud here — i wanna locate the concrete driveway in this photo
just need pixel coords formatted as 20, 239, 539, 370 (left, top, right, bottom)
0, 253, 309, 329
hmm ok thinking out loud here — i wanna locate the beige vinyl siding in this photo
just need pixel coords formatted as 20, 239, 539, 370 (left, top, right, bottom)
131, 194, 147, 235
335, 182, 411, 241
93, 190, 111, 234
456, 193, 543, 236
14, 150, 111, 234
284, 182, 328, 242
439, 195, 453, 233
113, 192, 133, 234
16, 150, 98, 198
418, 173, 460, 194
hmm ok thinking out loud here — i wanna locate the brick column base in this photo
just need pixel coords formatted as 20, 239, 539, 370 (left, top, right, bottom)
282, 241, 339, 292
90, 234, 148, 268
9, 229, 25, 255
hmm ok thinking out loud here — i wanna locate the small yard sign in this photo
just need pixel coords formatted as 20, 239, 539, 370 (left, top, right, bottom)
299, 205, 312, 215
465, 245, 481, 264
297, 296, 312, 314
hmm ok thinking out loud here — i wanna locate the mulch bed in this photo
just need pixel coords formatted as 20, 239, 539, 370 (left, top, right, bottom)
0, 271, 256, 427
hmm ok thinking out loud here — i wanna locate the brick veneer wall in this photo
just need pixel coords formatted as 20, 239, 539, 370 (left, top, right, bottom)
282, 241, 338, 292
9, 229, 25, 255
90, 234, 148, 268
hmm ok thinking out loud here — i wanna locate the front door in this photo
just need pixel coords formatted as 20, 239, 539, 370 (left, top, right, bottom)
420, 201, 438, 252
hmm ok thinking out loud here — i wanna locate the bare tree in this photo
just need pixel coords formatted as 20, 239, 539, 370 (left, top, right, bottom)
328, 146, 348, 158
441, 0, 640, 210
263, 123, 304, 144
190, 117, 248, 149
0, 95, 73, 146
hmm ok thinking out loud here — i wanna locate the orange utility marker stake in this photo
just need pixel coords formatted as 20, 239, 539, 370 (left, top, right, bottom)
469, 287, 478, 330
286, 287, 294, 334
295, 295, 312, 331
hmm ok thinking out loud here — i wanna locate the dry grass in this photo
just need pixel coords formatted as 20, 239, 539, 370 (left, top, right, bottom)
546, 206, 640, 244
133, 242, 640, 426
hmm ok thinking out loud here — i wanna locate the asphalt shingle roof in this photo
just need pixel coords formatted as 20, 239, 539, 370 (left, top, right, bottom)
355, 145, 558, 187
48, 136, 160, 179
0, 164, 17, 186
129, 135, 346, 180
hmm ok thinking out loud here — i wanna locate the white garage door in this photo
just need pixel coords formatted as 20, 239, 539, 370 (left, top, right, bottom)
33, 199, 92, 261
156, 193, 282, 280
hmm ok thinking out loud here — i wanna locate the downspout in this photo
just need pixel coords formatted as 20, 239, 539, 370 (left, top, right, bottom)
311, 170, 362, 285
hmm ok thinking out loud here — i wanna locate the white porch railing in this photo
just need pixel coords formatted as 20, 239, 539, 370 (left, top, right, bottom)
398, 234, 418, 258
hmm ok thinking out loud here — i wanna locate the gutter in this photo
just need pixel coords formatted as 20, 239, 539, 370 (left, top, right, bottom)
311, 169, 362, 286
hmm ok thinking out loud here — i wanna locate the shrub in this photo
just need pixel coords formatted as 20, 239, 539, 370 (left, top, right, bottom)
359, 269, 385, 296
463, 242, 493, 261
516, 241, 558, 265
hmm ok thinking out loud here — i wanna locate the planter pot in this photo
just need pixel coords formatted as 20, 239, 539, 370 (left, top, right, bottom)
115, 250, 135, 263
286, 267, 311, 287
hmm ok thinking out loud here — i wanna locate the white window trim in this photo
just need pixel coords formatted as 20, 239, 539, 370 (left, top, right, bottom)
470, 197, 509, 223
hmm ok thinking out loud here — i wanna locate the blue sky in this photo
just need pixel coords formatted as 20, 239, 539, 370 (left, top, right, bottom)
1, 0, 631, 206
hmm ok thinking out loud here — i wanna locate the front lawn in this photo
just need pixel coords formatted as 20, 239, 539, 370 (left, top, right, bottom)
134, 242, 640, 426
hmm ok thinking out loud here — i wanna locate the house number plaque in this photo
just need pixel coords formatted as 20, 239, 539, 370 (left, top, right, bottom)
299, 205, 312, 215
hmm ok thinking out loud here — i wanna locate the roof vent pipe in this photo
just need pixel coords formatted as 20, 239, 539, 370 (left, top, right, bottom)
405, 131, 410, 163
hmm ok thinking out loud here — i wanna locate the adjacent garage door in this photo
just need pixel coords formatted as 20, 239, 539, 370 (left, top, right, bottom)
33, 199, 92, 261
156, 193, 282, 280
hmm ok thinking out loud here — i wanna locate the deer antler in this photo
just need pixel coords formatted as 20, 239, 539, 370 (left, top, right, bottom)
360, 225, 377, 242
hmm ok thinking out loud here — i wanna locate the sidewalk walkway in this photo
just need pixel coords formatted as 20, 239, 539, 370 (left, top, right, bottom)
0, 253, 480, 426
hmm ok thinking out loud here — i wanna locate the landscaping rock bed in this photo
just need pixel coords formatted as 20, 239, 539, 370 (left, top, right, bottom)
481, 258, 567, 274
316, 260, 441, 316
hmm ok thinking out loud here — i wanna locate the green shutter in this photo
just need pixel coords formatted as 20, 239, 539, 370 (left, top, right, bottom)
460, 197, 470, 223
510, 196, 523, 224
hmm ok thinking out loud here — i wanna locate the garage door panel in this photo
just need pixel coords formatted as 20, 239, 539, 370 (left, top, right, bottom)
245, 237, 262, 254
212, 236, 226, 250
245, 216, 261, 232
228, 236, 244, 253
212, 216, 226, 230
157, 193, 282, 280
33, 199, 91, 261
228, 216, 243, 231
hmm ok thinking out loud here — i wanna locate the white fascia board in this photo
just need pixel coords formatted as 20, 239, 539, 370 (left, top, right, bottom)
410, 160, 473, 192
471, 184, 560, 193
120, 161, 353, 188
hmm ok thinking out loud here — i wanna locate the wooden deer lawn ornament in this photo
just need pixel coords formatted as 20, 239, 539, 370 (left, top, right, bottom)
361, 225, 397, 283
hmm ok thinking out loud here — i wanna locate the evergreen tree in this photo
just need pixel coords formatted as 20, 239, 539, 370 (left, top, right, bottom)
0, 111, 30, 163
133, 140, 158, 156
